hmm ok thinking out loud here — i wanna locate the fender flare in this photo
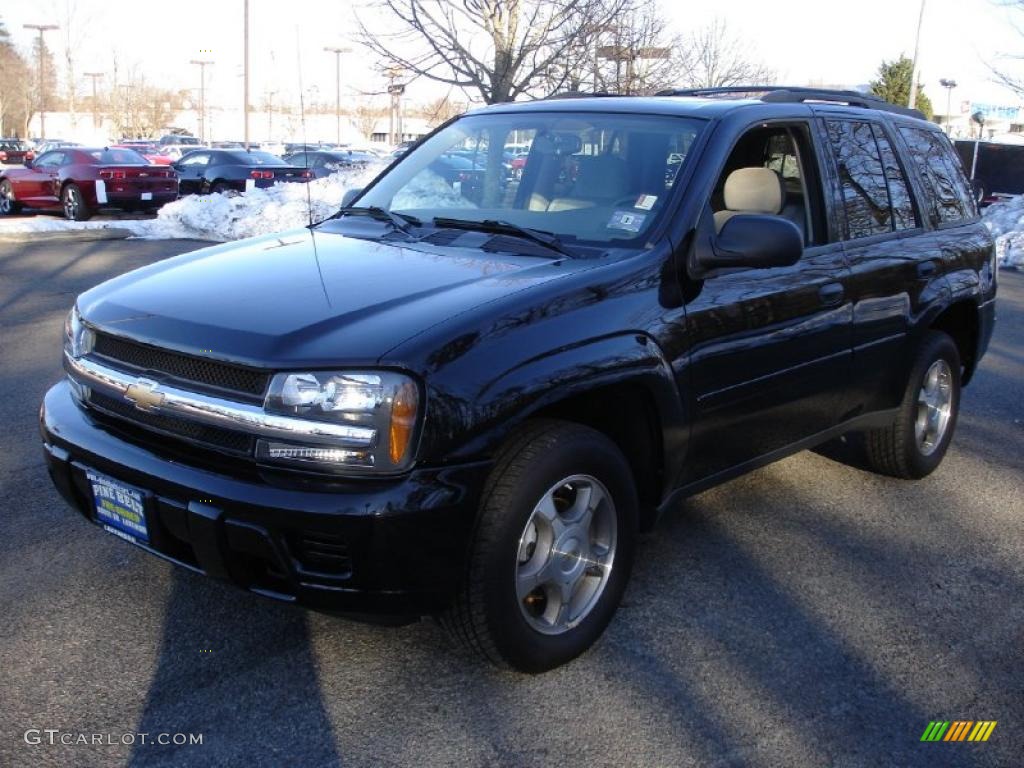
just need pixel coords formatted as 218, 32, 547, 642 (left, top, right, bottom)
434, 332, 687, 494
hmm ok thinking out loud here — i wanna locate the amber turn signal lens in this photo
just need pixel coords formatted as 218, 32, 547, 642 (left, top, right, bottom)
389, 380, 419, 465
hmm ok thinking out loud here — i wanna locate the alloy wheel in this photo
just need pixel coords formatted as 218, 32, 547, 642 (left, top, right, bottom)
915, 359, 954, 456
515, 474, 617, 635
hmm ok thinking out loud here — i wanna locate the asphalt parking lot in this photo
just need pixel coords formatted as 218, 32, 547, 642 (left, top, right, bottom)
0, 235, 1021, 768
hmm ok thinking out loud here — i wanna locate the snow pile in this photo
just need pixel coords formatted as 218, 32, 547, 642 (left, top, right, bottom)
137, 163, 386, 241
982, 196, 1024, 269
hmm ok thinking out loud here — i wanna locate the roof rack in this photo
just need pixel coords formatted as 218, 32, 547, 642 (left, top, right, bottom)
655, 85, 926, 120
542, 91, 620, 100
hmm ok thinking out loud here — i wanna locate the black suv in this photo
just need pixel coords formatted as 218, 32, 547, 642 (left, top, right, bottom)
41, 87, 997, 672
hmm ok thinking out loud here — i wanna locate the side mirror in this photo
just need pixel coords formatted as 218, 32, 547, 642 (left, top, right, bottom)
23, 157, 33, 168
697, 214, 803, 271
341, 187, 363, 207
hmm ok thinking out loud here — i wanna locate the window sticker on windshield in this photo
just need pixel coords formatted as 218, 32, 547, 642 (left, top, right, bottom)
635, 194, 658, 210
608, 210, 646, 233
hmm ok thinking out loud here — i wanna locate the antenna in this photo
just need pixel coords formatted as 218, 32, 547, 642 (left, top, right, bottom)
296, 27, 314, 230
296, 26, 330, 307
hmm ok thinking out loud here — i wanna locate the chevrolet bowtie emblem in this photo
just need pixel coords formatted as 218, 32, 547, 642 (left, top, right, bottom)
124, 380, 165, 412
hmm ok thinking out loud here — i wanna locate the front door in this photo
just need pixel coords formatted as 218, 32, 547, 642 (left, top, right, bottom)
679, 121, 853, 485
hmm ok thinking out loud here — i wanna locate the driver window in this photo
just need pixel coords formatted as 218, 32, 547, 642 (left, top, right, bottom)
711, 124, 825, 245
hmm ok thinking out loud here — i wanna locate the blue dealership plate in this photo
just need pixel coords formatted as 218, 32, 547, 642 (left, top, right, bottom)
86, 469, 149, 543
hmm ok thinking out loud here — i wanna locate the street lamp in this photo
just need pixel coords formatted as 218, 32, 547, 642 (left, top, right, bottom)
939, 78, 957, 135
23, 23, 59, 139
190, 60, 213, 143
324, 46, 351, 145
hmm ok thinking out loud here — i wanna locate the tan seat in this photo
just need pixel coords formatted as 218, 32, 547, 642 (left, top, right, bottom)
713, 167, 785, 233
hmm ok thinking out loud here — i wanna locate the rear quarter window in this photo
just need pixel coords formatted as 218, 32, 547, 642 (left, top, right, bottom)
898, 127, 977, 224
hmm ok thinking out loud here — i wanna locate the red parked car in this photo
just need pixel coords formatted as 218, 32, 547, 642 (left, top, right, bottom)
0, 147, 178, 220
0, 139, 34, 166
113, 142, 173, 165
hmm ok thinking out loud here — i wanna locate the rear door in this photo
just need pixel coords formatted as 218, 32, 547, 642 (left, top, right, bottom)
817, 117, 933, 415
680, 120, 854, 484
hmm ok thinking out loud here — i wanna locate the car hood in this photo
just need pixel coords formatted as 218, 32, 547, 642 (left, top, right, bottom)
78, 227, 579, 368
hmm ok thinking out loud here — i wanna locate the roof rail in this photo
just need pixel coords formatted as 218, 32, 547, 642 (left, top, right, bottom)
542, 91, 620, 100
655, 85, 926, 120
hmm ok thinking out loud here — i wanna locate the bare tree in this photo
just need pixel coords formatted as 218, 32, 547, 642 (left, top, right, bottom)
990, 1, 1024, 95
586, 0, 680, 95
354, 98, 387, 140
355, 0, 629, 104
673, 19, 774, 90
419, 93, 468, 125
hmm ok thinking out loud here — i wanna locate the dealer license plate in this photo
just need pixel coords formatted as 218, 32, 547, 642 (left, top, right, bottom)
86, 469, 149, 543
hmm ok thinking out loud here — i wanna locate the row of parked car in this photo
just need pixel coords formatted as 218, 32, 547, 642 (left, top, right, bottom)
0, 136, 388, 221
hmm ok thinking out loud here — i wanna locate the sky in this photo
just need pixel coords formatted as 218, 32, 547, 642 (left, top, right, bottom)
2, 0, 1024, 113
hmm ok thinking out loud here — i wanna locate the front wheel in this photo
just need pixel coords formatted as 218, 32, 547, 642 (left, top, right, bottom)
62, 183, 92, 221
440, 420, 637, 672
862, 331, 961, 479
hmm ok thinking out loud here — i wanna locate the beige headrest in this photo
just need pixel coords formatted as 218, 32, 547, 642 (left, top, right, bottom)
723, 167, 784, 214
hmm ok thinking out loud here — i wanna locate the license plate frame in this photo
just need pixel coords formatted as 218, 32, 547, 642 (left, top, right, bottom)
86, 469, 149, 543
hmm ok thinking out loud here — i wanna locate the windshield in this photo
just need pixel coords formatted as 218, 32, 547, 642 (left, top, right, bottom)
356, 111, 704, 247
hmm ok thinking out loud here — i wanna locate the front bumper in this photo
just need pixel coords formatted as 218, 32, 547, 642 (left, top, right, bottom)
40, 381, 489, 616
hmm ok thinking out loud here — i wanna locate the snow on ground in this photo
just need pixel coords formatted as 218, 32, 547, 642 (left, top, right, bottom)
135, 163, 386, 241
0, 163, 385, 242
982, 196, 1024, 269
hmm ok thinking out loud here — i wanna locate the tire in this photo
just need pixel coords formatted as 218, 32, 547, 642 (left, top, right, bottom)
440, 419, 637, 672
211, 182, 238, 197
0, 179, 22, 214
863, 331, 961, 479
62, 183, 92, 221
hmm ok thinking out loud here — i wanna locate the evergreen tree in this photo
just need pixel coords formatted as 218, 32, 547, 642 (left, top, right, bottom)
870, 55, 933, 120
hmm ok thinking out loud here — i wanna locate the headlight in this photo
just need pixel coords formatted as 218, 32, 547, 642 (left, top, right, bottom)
64, 305, 94, 359
260, 370, 420, 473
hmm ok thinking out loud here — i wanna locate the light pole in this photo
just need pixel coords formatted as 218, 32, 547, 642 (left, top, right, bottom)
84, 71, 103, 128
908, 0, 927, 110
324, 46, 351, 145
266, 89, 277, 142
23, 23, 59, 139
190, 60, 213, 143
243, 0, 250, 149
939, 78, 957, 135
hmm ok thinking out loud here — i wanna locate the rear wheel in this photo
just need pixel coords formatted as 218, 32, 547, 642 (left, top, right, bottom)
440, 420, 637, 672
0, 180, 22, 215
211, 181, 238, 197
862, 331, 961, 479
62, 183, 92, 221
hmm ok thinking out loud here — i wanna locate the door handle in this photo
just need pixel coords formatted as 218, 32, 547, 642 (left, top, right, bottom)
818, 282, 845, 306
917, 260, 937, 279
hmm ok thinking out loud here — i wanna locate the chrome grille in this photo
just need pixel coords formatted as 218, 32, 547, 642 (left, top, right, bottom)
88, 390, 254, 455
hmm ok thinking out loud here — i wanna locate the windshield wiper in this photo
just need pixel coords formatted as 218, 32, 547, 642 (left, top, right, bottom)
431, 217, 575, 259
329, 206, 421, 235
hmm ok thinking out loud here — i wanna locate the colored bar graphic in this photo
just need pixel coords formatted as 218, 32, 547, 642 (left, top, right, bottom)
922, 720, 997, 742
921, 721, 950, 741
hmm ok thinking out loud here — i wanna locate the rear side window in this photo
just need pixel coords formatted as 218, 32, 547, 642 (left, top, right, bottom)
826, 120, 891, 238
872, 127, 918, 231
898, 127, 977, 224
